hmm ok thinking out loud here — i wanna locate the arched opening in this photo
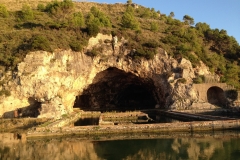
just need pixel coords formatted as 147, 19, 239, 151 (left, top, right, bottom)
74, 67, 162, 111
207, 86, 227, 107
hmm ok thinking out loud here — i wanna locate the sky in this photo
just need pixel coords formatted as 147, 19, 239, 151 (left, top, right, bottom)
78, 0, 240, 44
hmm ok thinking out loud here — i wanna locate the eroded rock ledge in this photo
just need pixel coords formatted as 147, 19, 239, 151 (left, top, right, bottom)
0, 33, 216, 119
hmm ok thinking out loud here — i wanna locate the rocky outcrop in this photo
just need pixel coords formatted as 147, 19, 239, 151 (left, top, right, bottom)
0, 33, 202, 118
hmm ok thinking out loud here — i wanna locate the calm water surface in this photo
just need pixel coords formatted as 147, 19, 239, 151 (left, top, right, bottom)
1, 131, 240, 160
74, 115, 183, 126
74, 117, 99, 126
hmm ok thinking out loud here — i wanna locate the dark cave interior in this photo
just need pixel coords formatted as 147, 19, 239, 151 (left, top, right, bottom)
73, 67, 160, 111
207, 86, 227, 107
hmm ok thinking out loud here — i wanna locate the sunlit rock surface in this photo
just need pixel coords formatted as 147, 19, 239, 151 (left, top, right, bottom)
0, 33, 212, 118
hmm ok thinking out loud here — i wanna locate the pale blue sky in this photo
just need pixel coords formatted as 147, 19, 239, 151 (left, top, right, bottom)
77, 0, 240, 44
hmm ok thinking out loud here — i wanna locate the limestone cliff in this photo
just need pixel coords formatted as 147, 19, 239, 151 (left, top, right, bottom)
0, 33, 212, 118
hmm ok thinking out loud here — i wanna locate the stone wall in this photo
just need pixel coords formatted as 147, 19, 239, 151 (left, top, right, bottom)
193, 83, 229, 102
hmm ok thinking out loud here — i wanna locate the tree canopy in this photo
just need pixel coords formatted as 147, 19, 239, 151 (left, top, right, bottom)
183, 15, 194, 25
0, 0, 239, 89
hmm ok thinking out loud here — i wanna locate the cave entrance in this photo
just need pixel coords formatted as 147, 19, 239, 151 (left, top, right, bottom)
207, 86, 227, 107
19, 97, 42, 117
74, 67, 160, 111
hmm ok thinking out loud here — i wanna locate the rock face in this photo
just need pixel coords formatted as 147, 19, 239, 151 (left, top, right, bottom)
0, 33, 202, 118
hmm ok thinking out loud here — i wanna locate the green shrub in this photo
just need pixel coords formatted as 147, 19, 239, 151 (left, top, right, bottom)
21, 4, 34, 21
121, 11, 139, 30
193, 75, 205, 84
134, 48, 156, 60
186, 53, 199, 66
46, 22, 63, 29
127, 0, 132, 5
140, 8, 151, 18
0, 1, 239, 90
87, 22, 100, 37
45, 0, 74, 21
162, 35, 179, 45
177, 78, 186, 83
0, 4, 9, 18
85, 6, 112, 33
143, 40, 159, 48
37, 3, 45, 11
145, 50, 156, 59
30, 35, 52, 52
61, 114, 69, 118
86, 6, 111, 27
71, 12, 85, 28
86, 47, 101, 57
69, 40, 84, 52
150, 22, 159, 32
126, 5, 134, 13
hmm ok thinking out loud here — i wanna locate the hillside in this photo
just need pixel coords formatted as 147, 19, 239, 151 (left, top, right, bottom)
0, 0, 239, 90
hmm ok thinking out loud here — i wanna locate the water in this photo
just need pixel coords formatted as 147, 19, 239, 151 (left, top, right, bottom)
1, 131, 240, 160
148, 114, 183, 123
74, 115, 183, 126
74, 117, 99, 126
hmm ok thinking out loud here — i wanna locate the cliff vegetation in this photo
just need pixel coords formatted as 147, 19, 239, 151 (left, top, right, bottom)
0, 0, 239, 89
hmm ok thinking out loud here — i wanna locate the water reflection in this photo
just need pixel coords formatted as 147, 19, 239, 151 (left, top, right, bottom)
149, 114, 183, 123
74, 117, 99, 126
1, 132, 240, 160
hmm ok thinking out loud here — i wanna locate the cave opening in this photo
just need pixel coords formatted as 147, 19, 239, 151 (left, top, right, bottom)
20, 97, 42, 117
207, 86, 227, 107
73, 67, 161, 111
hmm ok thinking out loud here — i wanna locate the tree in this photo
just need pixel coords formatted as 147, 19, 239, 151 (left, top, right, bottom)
37, 3, 45, 11
141, 8, 151, 18
69, 40, 84, 52
150, 22, 159, 32
169, 11, 174, 18
126, 5, 134, 13
195, 22, 210, 32
21, 4, 34, 21
87, 22, 100, 37
71, 12, 85, 28
121, 7, 139, 30
30, 35, 52, 52
127, 0, 132, 5
223, 63, 240, 89
86, 6, 111, 27
183, 15, 194, 25
45, 0, 74, 21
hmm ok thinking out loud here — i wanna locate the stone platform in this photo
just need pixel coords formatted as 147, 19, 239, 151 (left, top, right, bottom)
26, 109, 240, 138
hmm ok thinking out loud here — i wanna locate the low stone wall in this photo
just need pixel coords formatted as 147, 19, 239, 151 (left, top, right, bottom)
41, 110, 101, 128
99, 111, 150, 125
0, 118, 49, 132
27, 119, 240, 138
3, 110, 240, 138
101, 111, 143, 119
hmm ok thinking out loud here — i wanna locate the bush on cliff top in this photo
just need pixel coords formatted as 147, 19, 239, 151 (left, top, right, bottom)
0, 0, 239, 89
